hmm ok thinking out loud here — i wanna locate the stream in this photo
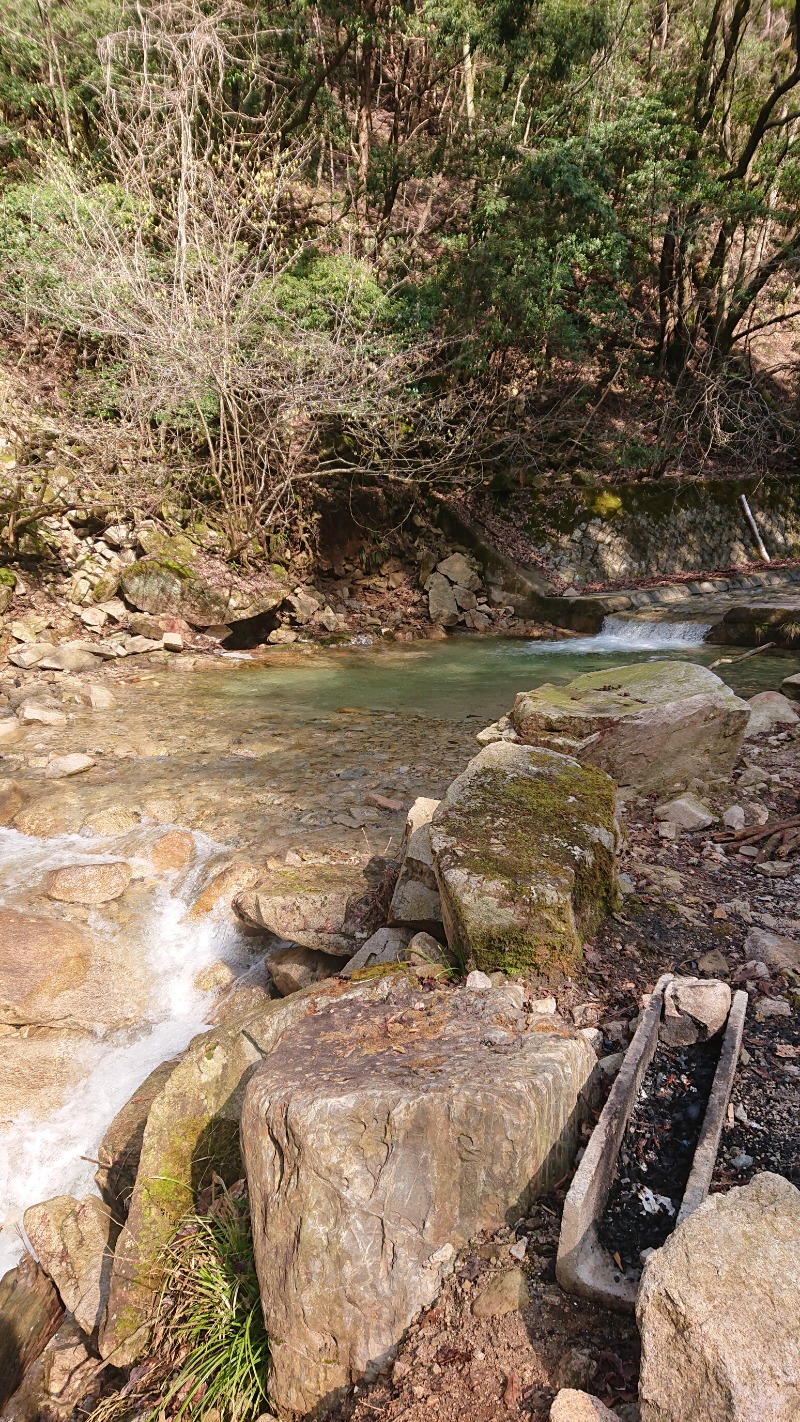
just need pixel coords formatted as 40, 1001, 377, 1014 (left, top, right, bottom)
0, 620, 795, 1272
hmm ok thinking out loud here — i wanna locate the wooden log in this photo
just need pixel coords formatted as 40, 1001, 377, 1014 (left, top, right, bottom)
0, 1254, 64, 1408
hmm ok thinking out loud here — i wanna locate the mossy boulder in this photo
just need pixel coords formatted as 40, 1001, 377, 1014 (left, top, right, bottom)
119, 558, 286, 628
430, 741, 619, 976
504, 660, 749, 791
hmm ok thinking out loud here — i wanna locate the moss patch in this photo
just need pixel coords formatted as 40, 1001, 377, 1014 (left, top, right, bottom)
433, 752, 618, 977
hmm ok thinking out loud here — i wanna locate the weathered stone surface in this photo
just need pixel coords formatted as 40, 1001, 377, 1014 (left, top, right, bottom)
100, 981, 360, 1363
0, 908, 141, 1032
781, 671, 800, 702
17, 702, 67, 727
388, 876, 443, 932
0, 780, 27, 825
472, 1267, 528, 1318
7, 643, 55, 670
233, 862, 368, 954
389, 798, 443, 932
23, 1196, 113, 1334
149, 829, 195, 871
44, 754, 94, 780
654, 793, 716, 831
745, 690, 799, 736
46, 860, 132, 904
550, 1391, 617, 1422
744, 926, 800, 974
341, 926, 412, 977
430, 741, 618, 975
2, 1320, 100, 1422
83, 683, 117, 710
427, 572, 459, 626
83, 806, 140, 836
437, 553, 481, 590
0, 1255, 64, 1409
94, 1056, 183, 1221
267, 944, 343, 995
241, 977, 596, 1417
0, 718, 23, 746
504, 661, 749, 791
660, 977, 731, 1046
637, 1173, 800, 1422
188, 860, 260, 918
0, 1035, 89, 1124
38, 647, 101, 673
120, 558, 285, 628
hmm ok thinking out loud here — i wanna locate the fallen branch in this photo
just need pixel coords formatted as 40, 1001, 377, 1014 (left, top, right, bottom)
709, 641, 775, 668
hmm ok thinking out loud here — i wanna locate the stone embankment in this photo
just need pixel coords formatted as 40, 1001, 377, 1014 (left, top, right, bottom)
1, 656, 798, 1422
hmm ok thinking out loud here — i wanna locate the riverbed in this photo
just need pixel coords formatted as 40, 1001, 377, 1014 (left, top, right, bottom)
0, 622, 796, 1271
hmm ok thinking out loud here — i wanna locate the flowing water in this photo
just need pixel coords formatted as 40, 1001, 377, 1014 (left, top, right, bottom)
1, 620, 796, 1271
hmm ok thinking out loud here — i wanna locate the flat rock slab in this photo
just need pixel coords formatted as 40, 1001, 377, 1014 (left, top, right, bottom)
638, 1172, 800, 1422
233, 862, 368, 954
241, 976, 596, 1417
430, 741, 618, 975
505, 661, 749, 791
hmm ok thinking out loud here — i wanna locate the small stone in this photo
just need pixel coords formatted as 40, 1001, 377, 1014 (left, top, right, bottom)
7, 642, 55, 669
744, 926, 800, 974
554, 1347, 598, 1392
572, 1003, 602, 1027
86, 683, 117, 710
44, 753, 95, 779
17, 701, 67, 727
531, 996, 558, 1015
471, 1266, 528, 1318
580, 1027, 604, 1052
745, 691, 799, 736
698, 949, 730, 978
598, 1052, 624, 1082
436, 553, 481, 591
466, 969, 493, 993
509, 1237, 527, 1260
654, 793, 716, 831
730, 1152, 753, 1171
162, 630, 184, 651
755, 996, 791, 1020
267, 627, 298, 644
661, 977, 731, 1046
47, 860, 132, 904
80, 606, 107, 630
722, 805, 746, 831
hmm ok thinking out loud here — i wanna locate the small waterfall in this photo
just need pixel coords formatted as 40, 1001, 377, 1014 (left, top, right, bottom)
0, 827, 254, 1275
533, 616, 712, 654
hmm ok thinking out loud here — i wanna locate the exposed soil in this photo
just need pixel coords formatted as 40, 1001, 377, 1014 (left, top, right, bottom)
597, 1035, 722, 1272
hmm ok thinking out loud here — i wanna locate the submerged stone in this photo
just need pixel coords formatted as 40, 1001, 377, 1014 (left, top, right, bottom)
430, 741, 619, 976
501, 661, 749, 791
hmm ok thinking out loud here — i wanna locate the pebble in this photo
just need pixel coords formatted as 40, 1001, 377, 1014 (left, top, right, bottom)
730, 1152, 754, 1171
44, 752, 95, 779
722, 805, 746, 831
465, 970, 493, 993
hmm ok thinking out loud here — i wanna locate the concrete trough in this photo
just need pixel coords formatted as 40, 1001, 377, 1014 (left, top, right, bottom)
556, 974, 747, 1310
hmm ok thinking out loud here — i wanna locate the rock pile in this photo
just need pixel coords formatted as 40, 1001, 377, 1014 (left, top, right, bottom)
425, 551, 496, 630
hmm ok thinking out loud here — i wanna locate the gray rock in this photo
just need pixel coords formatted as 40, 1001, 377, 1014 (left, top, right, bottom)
38, 646, 101, 673
697, 949, 730, 977
744, 926, 800, 974
465, 969, 493, 992
660, 977, 731, 1046
780, 671, 800, 702
654, 794, 716, 831
745, 691, 799, 737
17, 702, 67, 727
389, 797, 444, 932
430, 741, 618, 975
241, 978, 596, 1417
23, 1195, 113, 1334
7, 643, 55, 670
723, 804, 746, 830
505, 661, 749, 792
341, 926, 412, 977
43, 753, 95, 779
637, 1172, 800, 1422
427, 572, 459, 626
266, 944, 343, 995
755, 996, 791, 1019
436, 553, 481, 591
555, 1347, 598, 1391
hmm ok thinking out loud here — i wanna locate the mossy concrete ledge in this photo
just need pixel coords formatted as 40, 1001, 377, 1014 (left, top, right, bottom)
429, 741, 619, 976
493, 660, 749, 792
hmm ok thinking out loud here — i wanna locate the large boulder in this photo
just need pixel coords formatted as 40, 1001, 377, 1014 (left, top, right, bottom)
429, 742, 618, 975
233, 862, 369, 954
427, 573, 459, 626
498, 661, 749, 792
241, 975, 596, 1418
99, 979, 374, 1364
744, 691, 799, 737
637, 1172, 800, 1422
23, 1196, 114, 1335
120, 558, 286, 628
0, 909, 139, 1033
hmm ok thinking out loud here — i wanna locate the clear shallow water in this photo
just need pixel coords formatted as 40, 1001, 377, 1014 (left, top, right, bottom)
208, 617, 796, 725
1, 618, 796, 1272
